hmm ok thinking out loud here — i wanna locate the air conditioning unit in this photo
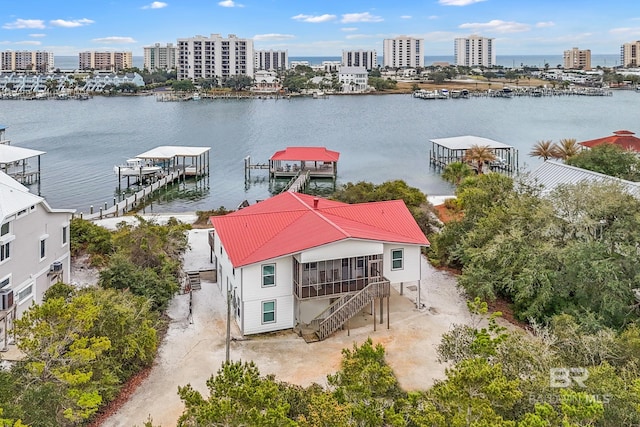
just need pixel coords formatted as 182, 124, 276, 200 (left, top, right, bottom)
50, 261, 63, 272
0, 289, 13, 311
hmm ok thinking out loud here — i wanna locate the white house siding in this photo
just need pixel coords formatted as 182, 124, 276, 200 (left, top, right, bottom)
240, 257, 294, 335
1, 204, 71, 319
382, 244, 422, 284
299, 240, 383, 264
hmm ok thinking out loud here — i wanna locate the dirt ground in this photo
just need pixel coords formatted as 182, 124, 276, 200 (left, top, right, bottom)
95, 224, 471, 427
388, 77, 550, 94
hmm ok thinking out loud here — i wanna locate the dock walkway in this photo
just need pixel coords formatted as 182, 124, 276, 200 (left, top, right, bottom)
283, 170, 311, 193
78, 169, 184, 220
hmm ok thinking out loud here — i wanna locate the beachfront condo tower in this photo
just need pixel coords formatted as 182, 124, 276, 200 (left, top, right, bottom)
621, 41, 640, 67
1, 51, 54, 73
178, 34, 254, 81
254, 50, 288, 72
342, 50, 378, 71
454, 35, 495, 68
143, 43, 178, 72
79, 51, 133, 72
563, 47, 592, 70
383, 36, 424, 69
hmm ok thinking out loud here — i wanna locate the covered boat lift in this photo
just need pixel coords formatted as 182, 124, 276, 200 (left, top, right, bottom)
267, 146, 340, 179
429, 135, 518, 173
0, 144, 45, 192
134, 145, 211, 177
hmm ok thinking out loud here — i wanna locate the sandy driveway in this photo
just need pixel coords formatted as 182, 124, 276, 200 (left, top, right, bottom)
100, 227, 470, 427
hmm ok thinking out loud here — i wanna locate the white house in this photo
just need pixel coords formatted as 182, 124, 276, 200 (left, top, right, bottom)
209, 192, 429, 341
0, 171, 74, 346
252, 70, 281, 93
82, 72, 145, 92
338, 66, 369, 93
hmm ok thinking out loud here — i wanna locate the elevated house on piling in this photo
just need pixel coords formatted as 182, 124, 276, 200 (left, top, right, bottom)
429, 135, 518, 173
208, 192, 429, 342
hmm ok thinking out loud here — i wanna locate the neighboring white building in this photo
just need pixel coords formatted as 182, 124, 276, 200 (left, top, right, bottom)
321, 61, 341, 73
338, 66, 368, 92
342, 50, 378, 70
454, 35, 495, 68
82, 72, 145, 92
79, 51, 133, 72
209, 191, 429, 340
177, 34, 254, 81
0, 171, 74, 344
252, 70, 281, 93
254, 50, 288, 71
143, 43, 178, 72
290, 60, 310, 69
1, 51, 54, 73
0, 72, 77, 93
383, 36, 424, 69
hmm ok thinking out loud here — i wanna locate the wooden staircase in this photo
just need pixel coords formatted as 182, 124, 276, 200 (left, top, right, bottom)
301, 280, 390, 343
186, 271, 201, 291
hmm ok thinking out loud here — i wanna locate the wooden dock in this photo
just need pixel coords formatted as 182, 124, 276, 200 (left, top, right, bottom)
283, 170, 310, 193
77, 169, 184, 220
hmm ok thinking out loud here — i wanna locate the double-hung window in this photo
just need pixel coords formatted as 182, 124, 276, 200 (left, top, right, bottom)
262, 300, 276, 324
391, 249, 404, 270
262, 264, 275, 287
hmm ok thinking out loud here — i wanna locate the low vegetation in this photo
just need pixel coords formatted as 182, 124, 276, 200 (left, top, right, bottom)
0, 217, 190, 426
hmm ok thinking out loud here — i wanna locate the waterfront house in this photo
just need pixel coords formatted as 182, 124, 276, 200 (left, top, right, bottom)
578, 130, 640, 153
0, 171, 74, 347
82, 72, 145, 92
252, 70, 281, 93
338, 66, 369, 93
208, 192, 429, 341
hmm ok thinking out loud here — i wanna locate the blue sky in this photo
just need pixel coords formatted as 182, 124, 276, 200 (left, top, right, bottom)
1, 0, 639, 57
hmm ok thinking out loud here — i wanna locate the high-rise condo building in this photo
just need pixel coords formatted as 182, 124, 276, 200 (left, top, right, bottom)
144, 43, 178, 72
1, 51, 54, 72
177, 34, 254, 81
78, 51, 133, 72
383, 36, 424, 68
454, 35, 495, 67
621, 41, 640, 67
342, 50, 378, 70
563, 47, 591, 70
254, 50, 288, 71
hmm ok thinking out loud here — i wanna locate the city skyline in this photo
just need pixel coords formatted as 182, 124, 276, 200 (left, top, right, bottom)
2, 0, 640, 57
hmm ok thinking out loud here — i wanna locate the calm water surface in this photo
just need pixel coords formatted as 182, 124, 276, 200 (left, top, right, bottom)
1, 90, 638, 213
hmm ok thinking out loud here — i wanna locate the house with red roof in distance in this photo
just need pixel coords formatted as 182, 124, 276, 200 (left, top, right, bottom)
578, 130, 640, 152
208, 191, 429, 342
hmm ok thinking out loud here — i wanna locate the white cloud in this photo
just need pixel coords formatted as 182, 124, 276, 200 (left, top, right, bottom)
341, 12, 383, 23
459, 19, 530, 33
218, 0, 244, 7
16, 40, 41, 45
292, 14, 336, 23
341, 27, 358, 32
428, 15, 439, 20
142, 1, 168, 9
50, 18, 94, 28
345, 34, 377, 40
3, 19, 46, 30
92, 36, 137, 44
253, 33, 295, 41
400, 15, 412, 19
439, 0, 486, 5
610, 27, 640, 36
536, 21, 555, 28
29, 33, 46, 38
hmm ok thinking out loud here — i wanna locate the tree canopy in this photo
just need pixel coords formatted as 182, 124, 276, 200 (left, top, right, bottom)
567, 143, 640, 181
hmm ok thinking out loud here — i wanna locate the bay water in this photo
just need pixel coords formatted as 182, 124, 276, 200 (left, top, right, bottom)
1, 90, 638, 214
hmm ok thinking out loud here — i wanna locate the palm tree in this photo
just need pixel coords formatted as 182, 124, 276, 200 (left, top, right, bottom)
442, 162, 475, 186
529, 140, 557, 161
464, 145, 496, 174
554, 138, 580, 161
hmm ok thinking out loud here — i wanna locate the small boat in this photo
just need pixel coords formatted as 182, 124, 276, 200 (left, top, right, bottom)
192, 92, 201, 101
114, 158, 162, 177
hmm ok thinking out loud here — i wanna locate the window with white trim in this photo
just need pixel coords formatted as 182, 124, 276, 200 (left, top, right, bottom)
0, 277, 9, 290
0, 222, 9, 237
262, 264, 275, 287
0, 242, 9, 262
262, 300, 276, 324
17, 284, 33, 303
391, 249, 404, 270
40, 238, 46, 260
62, 226, 68, 246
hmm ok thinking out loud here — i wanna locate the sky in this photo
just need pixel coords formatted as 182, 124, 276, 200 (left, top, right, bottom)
1, 0, 640, 57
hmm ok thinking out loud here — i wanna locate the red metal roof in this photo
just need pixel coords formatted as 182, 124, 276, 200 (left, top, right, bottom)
269, 147, 340, 162
579, 130, 640, 151
210, 192, 429, 267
